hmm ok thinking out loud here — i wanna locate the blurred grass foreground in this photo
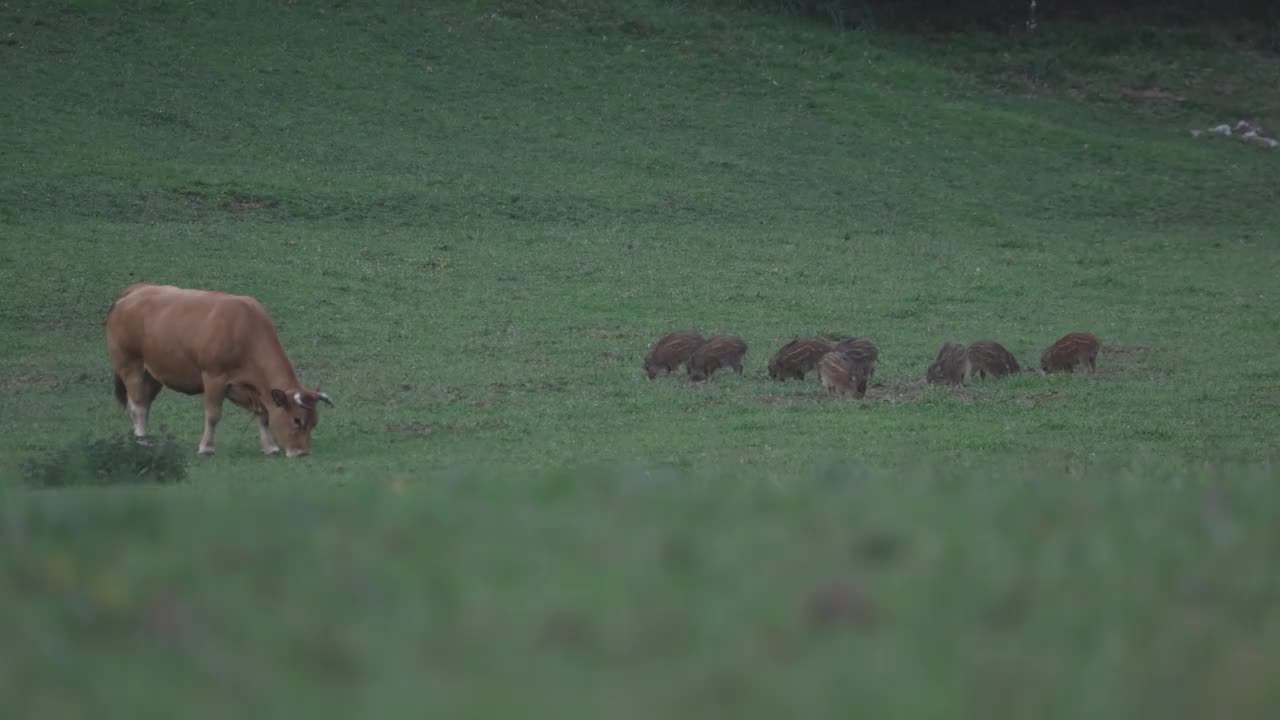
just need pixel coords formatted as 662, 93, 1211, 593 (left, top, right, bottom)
2, 460, 1279, 719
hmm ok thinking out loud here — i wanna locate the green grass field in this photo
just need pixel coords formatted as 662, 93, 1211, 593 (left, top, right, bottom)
3, 1, 1279, 716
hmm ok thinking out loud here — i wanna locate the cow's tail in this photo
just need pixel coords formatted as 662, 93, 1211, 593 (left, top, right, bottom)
113, 373, 128, 407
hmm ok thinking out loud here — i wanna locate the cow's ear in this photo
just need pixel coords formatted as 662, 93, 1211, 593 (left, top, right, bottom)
271, 389, 290, 408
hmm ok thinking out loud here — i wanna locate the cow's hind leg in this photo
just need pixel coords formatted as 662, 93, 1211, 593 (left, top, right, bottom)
197, 375, 228, 456
117, 369, 162, 443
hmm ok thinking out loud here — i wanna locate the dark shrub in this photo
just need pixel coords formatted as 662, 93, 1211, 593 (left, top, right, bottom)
22, 433, 188, 488
710, 0, 1275, 31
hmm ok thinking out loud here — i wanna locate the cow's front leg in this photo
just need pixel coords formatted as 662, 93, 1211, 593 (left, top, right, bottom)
256, 413, 281, 456
198, 378, 227, 456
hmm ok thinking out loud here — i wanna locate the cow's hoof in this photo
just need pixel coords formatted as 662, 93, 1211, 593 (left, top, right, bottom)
262, 447, 281, 456
134, 436, 154, 447
197, 446, 215, 456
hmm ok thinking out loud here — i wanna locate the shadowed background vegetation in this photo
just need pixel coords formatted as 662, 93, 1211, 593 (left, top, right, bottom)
733, 0, 1279, 32
2, 0, 1278, 717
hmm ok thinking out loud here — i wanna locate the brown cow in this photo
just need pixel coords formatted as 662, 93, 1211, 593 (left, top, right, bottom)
105, 283, 333, 457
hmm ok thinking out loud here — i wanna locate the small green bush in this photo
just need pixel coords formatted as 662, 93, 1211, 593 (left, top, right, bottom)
22, 433, 188, 488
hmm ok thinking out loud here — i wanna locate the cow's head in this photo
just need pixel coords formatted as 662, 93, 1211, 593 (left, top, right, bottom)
269, 387, 334, 457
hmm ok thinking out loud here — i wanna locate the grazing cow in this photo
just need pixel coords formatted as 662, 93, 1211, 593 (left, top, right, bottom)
105, 283, 333, 457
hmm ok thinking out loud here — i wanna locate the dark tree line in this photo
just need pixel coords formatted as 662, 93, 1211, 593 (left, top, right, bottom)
728, 0, 1278, 31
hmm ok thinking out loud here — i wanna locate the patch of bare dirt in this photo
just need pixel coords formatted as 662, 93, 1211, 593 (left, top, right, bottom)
756, 394, 823, 407
1102, 344, 1155, 356
756, 380, 927, 405
1016, 389, 1065, 408
1089, 366, 1138, 379
1120, 85, 1186, 102
863, 380, 925, 404
929, 386, 982, 403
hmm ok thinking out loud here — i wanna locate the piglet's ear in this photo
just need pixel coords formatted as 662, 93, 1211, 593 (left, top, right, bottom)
271, 389, 290, 408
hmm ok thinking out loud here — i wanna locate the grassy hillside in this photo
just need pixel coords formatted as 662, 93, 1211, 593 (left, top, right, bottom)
3, 1, 1278, 479
2, 0, 1279, 716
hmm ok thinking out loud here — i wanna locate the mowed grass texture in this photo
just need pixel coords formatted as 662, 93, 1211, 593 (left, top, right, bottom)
2, 0, 1280, 716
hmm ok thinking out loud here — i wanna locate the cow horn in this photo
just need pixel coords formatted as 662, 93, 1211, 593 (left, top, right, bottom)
293, 392, 304, 407
317, 392, 334, 408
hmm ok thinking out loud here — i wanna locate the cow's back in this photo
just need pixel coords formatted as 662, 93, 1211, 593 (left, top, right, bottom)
107, 284, 276, 388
